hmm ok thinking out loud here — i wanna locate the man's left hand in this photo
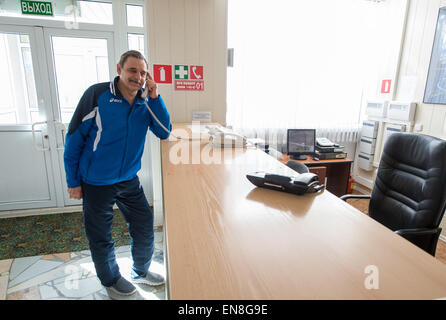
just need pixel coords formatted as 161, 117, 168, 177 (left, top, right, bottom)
145, 73, 158, 99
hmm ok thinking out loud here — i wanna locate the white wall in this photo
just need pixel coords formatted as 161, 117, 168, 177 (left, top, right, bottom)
351, 0, 446, 235
145, 0, 227, 124
396, 0, 446, 137
351, 0, 409, 189
145, 0, 227, 225
394, 0, 446, 236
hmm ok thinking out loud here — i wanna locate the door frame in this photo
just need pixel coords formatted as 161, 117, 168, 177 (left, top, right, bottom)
0, 24, 117, 208
0, 24, 58, 210
43, 27, 116, 206
0, 0, 150, 213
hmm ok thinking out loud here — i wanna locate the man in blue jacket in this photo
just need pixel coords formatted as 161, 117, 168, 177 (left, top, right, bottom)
64, 50, 171, 298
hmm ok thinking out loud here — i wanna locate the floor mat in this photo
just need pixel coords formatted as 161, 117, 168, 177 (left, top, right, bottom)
0, 211, 131, 260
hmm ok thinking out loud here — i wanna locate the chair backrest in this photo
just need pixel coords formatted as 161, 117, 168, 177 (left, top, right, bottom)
286, 160, 310, 174
370, 132, 446, 234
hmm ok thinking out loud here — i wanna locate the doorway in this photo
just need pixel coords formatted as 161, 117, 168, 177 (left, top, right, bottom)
0, 24, 115, 210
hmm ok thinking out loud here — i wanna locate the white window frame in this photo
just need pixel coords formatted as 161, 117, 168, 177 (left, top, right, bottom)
112, 0, 146, 61
0, 0, 147, 63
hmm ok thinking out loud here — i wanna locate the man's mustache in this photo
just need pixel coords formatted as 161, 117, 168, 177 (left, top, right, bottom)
129, 79, 143, 86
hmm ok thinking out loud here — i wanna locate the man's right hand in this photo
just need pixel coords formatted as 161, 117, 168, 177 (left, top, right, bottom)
68, 186, 83, 200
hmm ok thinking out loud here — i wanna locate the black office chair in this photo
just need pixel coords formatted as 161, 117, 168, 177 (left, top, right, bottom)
341, 132, 446, 256
286, 160, 310, 174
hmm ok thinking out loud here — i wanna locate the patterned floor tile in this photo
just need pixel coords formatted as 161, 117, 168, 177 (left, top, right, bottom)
2, 238, 165, 300
0, 259, 13, 274
8, 259, 65, 288
7, 285, 40, 300
9, 256, 42, 281
52, 276, 103, 299
53, 253, 72, 262
0, 275, 8, 300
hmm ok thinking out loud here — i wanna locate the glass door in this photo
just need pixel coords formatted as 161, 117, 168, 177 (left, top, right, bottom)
43, 28, 115, 206
0, 25, 115, 211
0, 25, 58, 210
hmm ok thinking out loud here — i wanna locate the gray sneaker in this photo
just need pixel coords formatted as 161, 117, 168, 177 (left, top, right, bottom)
105, 277, 137, 296
131, 271, 165, 286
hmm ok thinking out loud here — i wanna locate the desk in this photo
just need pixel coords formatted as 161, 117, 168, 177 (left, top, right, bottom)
281, 154, 353, 197
161, 124, 446, 299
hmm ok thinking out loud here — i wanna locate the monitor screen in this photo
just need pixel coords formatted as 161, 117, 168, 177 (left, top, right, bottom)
287, 129, 316, 160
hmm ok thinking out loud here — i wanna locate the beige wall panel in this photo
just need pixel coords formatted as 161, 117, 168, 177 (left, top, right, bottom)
212, 0, 227, 125
146, 0, 227, 124
413, 1, 439, 105
198, 0, 214, 121
147, 0, 174, 112
430, 106, 446, 138
397, 0, 439, 131
169, 0, 187, 122
148, 0, 171, 62
407, 1, 428, 77
416, 103, 434, 133
376, 0, 408, 99
398, 0, 418, 79
184, 0, 200, 120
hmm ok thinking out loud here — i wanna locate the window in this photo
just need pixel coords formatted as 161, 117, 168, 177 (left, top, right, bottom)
126, 4, 143, 27
128, 33, 145, 56
227, 0, 393, 142
0, 32, 39, 124
0, 0, 113, 25
51, 36, 110, 123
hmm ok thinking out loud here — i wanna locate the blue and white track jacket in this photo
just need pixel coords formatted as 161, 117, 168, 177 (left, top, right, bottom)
64, 76, 171, 188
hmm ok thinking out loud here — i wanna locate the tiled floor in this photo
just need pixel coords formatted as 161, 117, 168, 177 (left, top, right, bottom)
0, 230, 165, 300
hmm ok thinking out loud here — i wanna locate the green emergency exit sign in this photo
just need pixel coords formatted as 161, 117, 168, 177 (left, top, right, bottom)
21, 0, 53, 16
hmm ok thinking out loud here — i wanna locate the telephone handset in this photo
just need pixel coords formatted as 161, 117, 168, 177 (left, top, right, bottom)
316, 137, 335, 147
192, 66, 202, 79
141, 85, 149, 99
246, 171, 325, 195
206, 125, 246, 148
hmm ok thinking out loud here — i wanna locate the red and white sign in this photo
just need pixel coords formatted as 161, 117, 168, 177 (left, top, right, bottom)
381, 79, 392, 94
153, 64, 172, 83
175, 80, 204, 91
190, 65, 204, 80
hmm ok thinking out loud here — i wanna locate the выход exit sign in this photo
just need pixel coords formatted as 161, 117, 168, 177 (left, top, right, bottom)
21, 0, 54, 16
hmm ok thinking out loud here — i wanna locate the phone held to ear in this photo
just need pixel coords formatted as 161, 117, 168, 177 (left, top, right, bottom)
141, 86, 149, 99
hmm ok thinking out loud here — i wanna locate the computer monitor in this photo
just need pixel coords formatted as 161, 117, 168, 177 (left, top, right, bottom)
287, 129, 316, 160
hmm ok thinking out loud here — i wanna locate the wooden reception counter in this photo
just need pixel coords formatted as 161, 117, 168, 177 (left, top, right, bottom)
160, 124, 446, 299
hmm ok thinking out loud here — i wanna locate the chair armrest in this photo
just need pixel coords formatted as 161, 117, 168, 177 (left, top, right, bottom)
395, 227, 442, 256
395, 228, 442, 237
340, 194, 371, 201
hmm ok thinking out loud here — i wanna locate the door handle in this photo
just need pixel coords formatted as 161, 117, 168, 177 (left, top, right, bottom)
31, 121, 50, 151
54, 120, 66, 150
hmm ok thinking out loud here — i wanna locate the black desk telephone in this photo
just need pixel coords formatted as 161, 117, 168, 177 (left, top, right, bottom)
246, 172, 325, 195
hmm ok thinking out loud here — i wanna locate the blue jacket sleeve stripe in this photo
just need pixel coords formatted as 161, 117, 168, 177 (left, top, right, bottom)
64, 85, 99, 188
64, 119, 94, 188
